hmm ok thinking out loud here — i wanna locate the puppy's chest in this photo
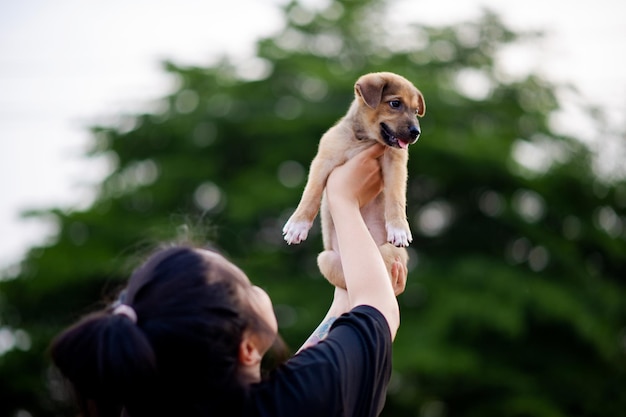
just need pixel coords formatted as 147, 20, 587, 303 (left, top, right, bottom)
334, 132, 377, 159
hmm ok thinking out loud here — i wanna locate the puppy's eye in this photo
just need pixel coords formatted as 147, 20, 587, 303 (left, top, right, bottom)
389, 100, 401, 109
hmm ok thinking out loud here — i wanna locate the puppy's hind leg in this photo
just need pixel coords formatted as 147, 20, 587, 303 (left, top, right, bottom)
317, 250, 346, 289
318, 244, 408, 293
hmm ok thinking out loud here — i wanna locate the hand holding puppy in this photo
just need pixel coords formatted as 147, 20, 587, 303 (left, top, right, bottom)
325, 144, 386, 210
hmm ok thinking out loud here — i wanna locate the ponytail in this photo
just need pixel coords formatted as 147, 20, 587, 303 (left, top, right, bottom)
50, 246, 256, 417
50, 310, 158, 417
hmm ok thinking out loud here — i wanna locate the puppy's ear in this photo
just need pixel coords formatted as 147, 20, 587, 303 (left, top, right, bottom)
355, 73, 386, 109
416, 90, 426, 117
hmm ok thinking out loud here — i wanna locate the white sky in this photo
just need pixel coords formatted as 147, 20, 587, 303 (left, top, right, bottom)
1, 0, 625, 270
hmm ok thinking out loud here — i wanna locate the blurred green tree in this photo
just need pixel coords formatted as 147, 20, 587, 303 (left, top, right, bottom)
1, 0, 625, 416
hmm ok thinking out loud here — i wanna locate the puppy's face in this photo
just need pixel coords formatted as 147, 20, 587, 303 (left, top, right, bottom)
354, 72, 426, 149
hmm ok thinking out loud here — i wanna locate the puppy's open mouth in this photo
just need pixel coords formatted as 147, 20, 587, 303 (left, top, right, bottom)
380, 123, 411, 150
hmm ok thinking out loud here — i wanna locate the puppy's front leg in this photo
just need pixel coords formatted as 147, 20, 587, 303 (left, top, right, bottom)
283, 154, 342, 244
382, 150, 412, 247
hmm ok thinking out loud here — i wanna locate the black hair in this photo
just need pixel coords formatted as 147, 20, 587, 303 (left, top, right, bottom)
50, 246, 261, 417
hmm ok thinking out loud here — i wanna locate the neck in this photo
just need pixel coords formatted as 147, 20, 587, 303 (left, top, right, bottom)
239, 363, 261, 385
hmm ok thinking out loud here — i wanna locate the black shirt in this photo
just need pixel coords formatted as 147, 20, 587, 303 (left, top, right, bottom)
243, 305, 392, 417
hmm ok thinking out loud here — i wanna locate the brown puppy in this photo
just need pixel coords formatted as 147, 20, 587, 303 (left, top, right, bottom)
282, 72, 425, 289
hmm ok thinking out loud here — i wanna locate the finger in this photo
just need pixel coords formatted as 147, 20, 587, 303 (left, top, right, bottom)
391, 259, 408, 296
391, 261, 400, 281
395, 272, 407, 296
360, 143, 386, 160
395, 279, 406, 296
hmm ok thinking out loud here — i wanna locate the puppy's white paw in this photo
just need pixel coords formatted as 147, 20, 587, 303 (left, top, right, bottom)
386, 223, 412, 247
283, 219, 312, 245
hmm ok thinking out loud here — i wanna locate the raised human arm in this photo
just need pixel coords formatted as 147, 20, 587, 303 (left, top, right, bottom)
325, 144, 400, 339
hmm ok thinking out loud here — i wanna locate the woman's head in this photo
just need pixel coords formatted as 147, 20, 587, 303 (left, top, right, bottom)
50, 245, 278, 417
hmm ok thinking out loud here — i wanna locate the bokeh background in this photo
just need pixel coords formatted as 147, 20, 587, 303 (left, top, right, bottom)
1, 0, 625, 416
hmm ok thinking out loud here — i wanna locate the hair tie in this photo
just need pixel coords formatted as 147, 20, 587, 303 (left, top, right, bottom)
113, 304, 138, 323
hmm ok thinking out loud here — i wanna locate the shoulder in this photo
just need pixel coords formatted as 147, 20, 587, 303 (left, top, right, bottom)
329, 305, 392, 347
242, 306, 393, 417
333, 305, 390, 330
325, 305, 393, 376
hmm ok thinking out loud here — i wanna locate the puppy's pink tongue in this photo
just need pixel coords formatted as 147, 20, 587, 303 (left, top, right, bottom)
399, 140, 409, 149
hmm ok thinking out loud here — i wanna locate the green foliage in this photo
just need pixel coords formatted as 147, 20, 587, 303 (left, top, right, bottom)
1, 0, 625, 416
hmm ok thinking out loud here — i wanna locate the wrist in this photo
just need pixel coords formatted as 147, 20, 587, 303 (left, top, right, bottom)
327, 193, 360, 216
330, 287, 350, 314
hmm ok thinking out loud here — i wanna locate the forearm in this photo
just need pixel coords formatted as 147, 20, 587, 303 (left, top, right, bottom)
296, 287, 350, 353
330, 199, 399, 338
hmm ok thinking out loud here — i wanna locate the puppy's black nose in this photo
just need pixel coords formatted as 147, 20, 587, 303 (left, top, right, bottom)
409, 125, 421, 140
